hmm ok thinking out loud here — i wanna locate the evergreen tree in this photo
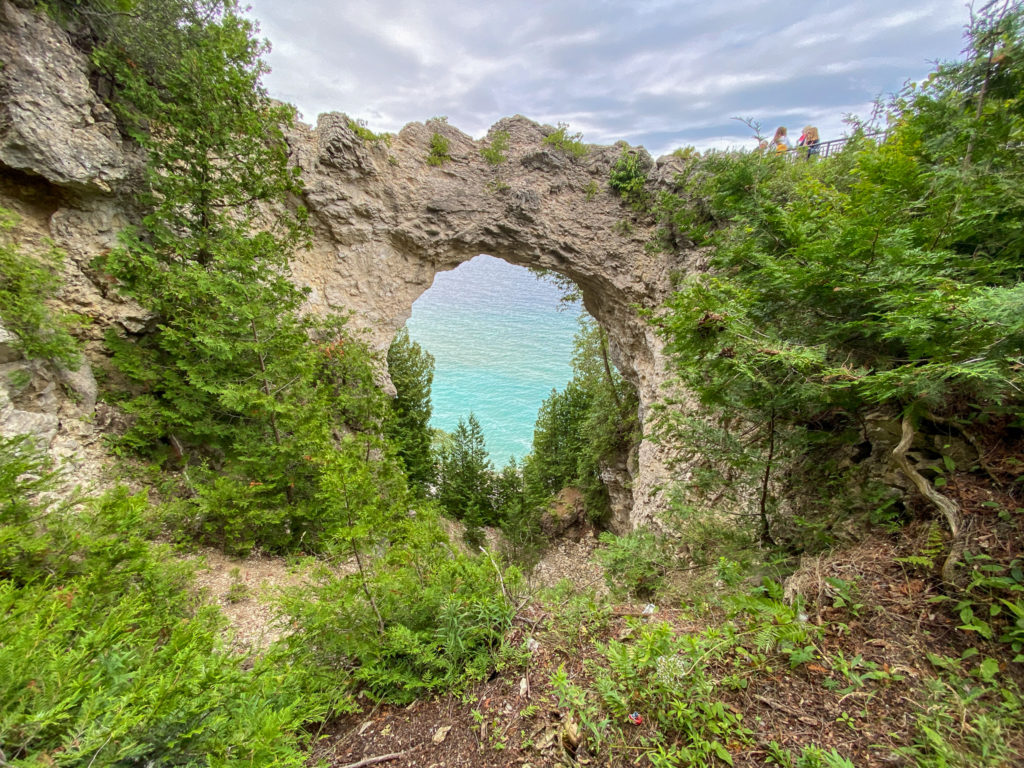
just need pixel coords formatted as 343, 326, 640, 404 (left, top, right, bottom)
99, 1, 312, 466
385, 328, 436, 494
437, 414, 495, 533
524, 318, 639, 521
93, 0, 390, 551
655, 3, 1024, 557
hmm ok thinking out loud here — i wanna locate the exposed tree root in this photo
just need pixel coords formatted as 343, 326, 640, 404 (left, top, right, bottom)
892, 416, 966, 584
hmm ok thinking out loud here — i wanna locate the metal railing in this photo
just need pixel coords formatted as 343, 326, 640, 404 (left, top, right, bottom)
781, 131, 889, 160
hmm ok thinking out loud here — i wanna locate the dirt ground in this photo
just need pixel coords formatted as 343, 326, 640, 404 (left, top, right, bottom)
191, 511, 1024, 768
307, 527, 1024, 768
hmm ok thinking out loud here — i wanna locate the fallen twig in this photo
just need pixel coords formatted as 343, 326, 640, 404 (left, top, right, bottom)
336, 752, 404, 768
753, 694, 802, 718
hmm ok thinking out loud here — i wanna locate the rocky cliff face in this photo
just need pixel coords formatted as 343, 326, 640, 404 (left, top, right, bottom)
0, 1, 698, 528
287, 114, 705, 528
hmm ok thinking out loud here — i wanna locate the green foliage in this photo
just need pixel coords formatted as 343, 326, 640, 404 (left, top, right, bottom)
525, 318, 639, 522
546, 582, 839, 766
277, 506, 520, 704
652, 8, 1024, 553
553, 619, 754, 766
348, 116, 392, 145
769, 745, 856, 768
0, 208, 80, 369
542, 122, 588, 158
929, 552, 1024, 658
608, 149, 650, 209
427, 132, 452, 166
96, 1, 311, 461
480, 129, 510, 165
386, 328, 436, 494
584, 180, 600, 200
437, 413, 496, 534
0, 435, 327, 766
539, 580, 612, 648
659, 12, 1024, 418
724, 583, 822, 654
494, 457, 544, 566
596, 529, 676, 599
87, 0, 396, 554
899, 657, 1024, 767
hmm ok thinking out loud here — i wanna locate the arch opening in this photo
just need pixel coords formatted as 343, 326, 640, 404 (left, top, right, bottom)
403, 254, 582, 463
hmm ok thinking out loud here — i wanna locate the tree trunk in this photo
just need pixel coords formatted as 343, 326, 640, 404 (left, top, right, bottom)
251, 319, 293, 503
598, 329, 622, 410
758, 410, 776, 547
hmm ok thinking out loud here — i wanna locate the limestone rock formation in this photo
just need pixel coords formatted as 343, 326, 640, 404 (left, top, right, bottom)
288, 115, 700, 528
0, 1, 698, 529
0, 1, 127, 192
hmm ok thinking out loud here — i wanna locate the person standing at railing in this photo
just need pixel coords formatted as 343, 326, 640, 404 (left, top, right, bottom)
798, 126, 820, 159
769, 126, 790, 153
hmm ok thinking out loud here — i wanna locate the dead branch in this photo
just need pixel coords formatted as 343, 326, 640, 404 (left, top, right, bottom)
336, 752, 405, 768
892, 416, 966, 584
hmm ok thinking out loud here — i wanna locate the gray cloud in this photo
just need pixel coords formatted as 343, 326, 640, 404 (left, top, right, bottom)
246, 0, 968, 156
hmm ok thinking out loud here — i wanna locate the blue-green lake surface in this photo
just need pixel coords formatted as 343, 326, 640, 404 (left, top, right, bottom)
404, 255, 582, 463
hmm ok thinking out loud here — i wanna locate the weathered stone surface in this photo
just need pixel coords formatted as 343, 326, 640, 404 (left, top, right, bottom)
0, 1, 127, 192
0, 322, 19, 364
57, 360, 97, 414
287, 113, 698, 529
0, 4, 702, 530
540, 487, 586, 539
0, 382, 59, 445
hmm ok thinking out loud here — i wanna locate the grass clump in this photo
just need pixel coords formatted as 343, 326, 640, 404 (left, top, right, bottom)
543, 122, 587, 158
427, 132, 452, 166
347, 117, 393, 145
480, 129, 510, 165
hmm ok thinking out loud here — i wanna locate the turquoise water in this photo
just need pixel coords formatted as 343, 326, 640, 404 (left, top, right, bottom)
404, 255, 582, 464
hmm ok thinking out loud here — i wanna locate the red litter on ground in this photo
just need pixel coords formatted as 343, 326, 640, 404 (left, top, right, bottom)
628, 712, 643, 725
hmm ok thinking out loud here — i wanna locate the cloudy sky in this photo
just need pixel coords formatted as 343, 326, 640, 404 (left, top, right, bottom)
244, 0, 972, 157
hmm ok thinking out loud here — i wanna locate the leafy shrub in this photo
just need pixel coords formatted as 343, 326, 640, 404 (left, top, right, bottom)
596, 529, 674, 598
654, 8, 1024, 552
538, 580, 612, 647
550, 583, 831, 766
480, 129, 510, 164
542, 122, 587, 158
427, 132, 452, 166
277, 509, 520, 703
0, 208, 80, 368
552, 619, 753, 765
608, 150, 650, 209
0, 435, 328, 766
898, 659, 1024, 767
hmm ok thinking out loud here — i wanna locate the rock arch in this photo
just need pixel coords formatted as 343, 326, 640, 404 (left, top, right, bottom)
0, 0, 700, 528
289, 114, 700, 529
